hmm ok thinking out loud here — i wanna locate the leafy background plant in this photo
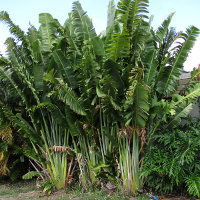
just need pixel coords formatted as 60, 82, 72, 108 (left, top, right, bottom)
141, 119, 200, 197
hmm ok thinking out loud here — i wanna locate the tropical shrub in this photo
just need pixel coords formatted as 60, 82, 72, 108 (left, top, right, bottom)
0, 0, 199, 196
141, 119, 200, 197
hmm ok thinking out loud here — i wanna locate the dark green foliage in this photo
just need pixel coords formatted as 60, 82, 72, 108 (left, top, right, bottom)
142, 120, 200, 197
0, 115, 36, 181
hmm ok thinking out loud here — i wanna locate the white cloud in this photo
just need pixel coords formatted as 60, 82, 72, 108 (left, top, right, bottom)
0, 44, 6, 56
92, 17, 107, 35
0, 24, 11, 56
184, 36, 200, 71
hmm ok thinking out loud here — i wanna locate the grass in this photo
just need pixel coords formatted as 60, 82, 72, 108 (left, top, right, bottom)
0, 179, 151, 200
0, 179, 40, 199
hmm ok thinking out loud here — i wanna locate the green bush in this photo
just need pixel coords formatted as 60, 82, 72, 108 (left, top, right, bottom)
142, 120, 200, 197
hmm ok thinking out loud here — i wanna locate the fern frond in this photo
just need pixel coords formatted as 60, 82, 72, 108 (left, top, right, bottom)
185, 175, 200, 197
107, 29, 130, 62
116, 0, 149, 33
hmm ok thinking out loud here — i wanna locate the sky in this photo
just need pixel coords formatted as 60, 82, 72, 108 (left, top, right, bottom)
0, 0, 200, 71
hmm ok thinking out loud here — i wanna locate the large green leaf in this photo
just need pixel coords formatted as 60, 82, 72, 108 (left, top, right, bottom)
31, 39, 44, 64
39, 13, 57, 52
125, 82, 149, 128
1, 106, 38, 143
33, 102, 66, 127
22, 171, 39, 180
0, 57, 9, 66
116, 0, 132, 32
65, 107, 81, 136
71, 1, 96, 44
0, 11, 25, 42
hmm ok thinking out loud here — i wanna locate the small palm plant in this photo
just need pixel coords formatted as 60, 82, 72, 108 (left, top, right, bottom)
41, 116, 73, 190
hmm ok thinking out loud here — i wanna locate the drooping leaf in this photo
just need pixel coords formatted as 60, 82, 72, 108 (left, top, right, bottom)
33, 102, 66, 127
166, 103, 193, 128
110, 96, 122, 111
56, 78, 86, 116
173, 83, 200, 107
96, 86, 104, 98
22, 171, 39, 180
185, 175, 200, 197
